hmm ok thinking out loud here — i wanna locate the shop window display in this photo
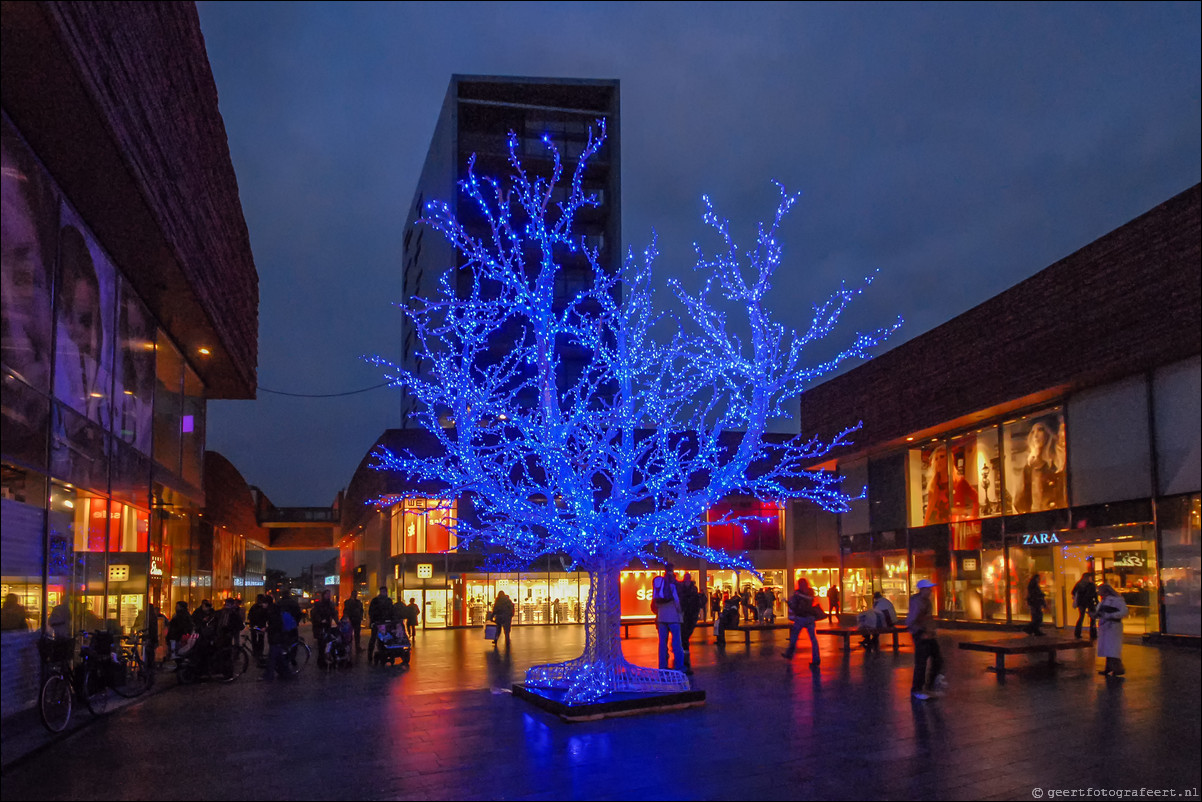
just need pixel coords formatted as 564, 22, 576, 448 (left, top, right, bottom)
840, 557, 873, 613
1, 115, 58, 397
114, 279, 154, 455
1004, 409, 1067, 515
54, 207, 116, 431
908, 443, 948, 527
877, 551, 910, 614
390, 498, 458, 555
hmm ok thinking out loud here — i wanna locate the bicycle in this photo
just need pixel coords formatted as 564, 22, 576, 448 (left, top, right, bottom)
37, 636, 76, 733
111, 631, 152, 698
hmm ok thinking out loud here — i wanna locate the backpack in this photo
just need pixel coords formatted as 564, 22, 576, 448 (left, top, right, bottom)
652, 578, 676, 607
281, 610, 298, 633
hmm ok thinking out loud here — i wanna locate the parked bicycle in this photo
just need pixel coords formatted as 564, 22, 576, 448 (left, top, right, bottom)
37, 636, 76, 733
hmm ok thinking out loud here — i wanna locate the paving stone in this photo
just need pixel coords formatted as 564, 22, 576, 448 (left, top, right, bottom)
0, 627, 1198, 800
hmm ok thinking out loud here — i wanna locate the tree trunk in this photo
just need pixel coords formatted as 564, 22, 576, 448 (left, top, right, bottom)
524, 557, 691, 705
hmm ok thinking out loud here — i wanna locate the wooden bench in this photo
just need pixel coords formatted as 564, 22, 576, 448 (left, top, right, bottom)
619, 618, 658, 638
817, 625, 909, 651
958, 636, 1092, 677
716, 621, 793, 646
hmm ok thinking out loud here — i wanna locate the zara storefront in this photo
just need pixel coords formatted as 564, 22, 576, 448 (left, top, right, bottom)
803, 184, 1201, 638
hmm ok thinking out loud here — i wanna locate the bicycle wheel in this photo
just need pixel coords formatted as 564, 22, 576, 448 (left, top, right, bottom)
285, 640, 311, 676
235, 645, 251, 678
112, 652, 149, 698
80, 665, 109, 716
39, 673, 73, 733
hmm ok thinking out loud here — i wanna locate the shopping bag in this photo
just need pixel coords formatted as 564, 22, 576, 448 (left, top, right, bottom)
484, 623, 498, 640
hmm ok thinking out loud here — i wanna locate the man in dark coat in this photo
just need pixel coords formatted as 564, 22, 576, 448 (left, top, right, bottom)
342, 590, 365, 653
367, 586, 394, 662
1072, 572, 1099, 640
678, 573, 703, 670
310, 590, 338, 666
405, 598, 421, 638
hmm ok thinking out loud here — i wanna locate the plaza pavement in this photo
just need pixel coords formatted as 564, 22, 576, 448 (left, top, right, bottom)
0, 624, 1198, 801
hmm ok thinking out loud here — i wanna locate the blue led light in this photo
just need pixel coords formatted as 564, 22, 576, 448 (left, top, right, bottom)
366, 120, 899, 704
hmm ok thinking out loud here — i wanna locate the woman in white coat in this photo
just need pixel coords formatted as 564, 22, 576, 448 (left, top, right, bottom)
1093, 583, 1128, 677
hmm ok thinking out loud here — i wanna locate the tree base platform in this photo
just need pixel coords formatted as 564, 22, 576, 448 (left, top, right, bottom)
512, 684, 706, 722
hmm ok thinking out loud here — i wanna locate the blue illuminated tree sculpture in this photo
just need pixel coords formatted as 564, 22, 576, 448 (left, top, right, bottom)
371, 122, 899, 705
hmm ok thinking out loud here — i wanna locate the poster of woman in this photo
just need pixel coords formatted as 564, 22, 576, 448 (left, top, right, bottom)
1005, 411, 1067, 514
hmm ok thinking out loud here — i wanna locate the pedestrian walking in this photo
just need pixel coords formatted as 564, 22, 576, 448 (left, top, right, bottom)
652, 564, 688, 673
1071, 572, 1098, 640
1094, 583, 1128, 677
261, 595, 289, 681
781, 578, 820, 666
489, 591, 514, 647
826, 585, 841, 622
405, 598, 420, 638
343, 590, 365, 652
907, 579, 946, 700
1023, 574, 1047, 636
678, 572, 702, 671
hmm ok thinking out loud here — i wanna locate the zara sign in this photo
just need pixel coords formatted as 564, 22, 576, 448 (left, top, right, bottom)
1021, 532, 1061, 545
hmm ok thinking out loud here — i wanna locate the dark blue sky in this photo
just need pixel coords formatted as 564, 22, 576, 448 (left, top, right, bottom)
197, 1, 1200, 524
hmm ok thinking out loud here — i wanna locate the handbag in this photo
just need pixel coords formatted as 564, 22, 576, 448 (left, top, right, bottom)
484, 623, 498, 640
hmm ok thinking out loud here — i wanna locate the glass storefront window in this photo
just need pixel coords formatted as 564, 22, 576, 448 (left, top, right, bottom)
911, 550, 942, 616
981, 547, 1009, 622
841, 553, 874, 613
55, 205, 116, 432
49, 403, 108, 494
948, 548, 984, 621
1160, 494, 1201, 636
1006, 544, 1057, 625
707, 497, 784, 550
114, 278, 154, 455
181, 365, 204, 488
0, 464, 46, 721
389, 498, 458, 554
1004, 408, 1067, 514
877, 550, 909, 614
1, 372, 50, 470
153, 331, 183, 474
47, 481, 107, 636
1, 115, 58, 396
908, 442, 948, 527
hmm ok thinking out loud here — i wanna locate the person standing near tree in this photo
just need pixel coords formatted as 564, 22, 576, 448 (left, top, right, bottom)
342, 590, 365, 653
678, 572, 702, 672
652, 564, 688, 674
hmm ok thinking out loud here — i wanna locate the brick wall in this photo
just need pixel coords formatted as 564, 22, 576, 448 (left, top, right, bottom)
800, 184, 1201, 451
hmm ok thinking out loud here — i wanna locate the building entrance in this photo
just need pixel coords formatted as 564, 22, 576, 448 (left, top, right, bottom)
1053, 534, 1159, 635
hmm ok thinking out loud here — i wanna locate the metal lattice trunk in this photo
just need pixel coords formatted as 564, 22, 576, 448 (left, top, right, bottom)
524, 559, 690, 705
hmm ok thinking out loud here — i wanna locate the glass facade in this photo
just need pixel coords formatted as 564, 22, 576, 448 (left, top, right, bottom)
1, 114, 262, 720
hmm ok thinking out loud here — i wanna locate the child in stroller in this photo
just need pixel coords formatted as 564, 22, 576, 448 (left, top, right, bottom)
372, 620, 411, 667
321, 617, 354, 670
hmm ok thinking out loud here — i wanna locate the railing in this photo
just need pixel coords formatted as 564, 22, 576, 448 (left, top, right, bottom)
258, 507, 339, 524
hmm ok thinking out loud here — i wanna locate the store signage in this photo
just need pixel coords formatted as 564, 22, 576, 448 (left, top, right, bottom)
149, 556, 163, 577
1022, 533, 1060, 545
324, 575, 338, 586
109, 565, 129, 582
1113, 551, 1147, 568
962, 558, 978, 572
417, 563, 433, 578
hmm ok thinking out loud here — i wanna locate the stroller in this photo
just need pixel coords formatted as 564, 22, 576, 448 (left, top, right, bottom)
373, 621, 411, 667
322, 618, 354, 670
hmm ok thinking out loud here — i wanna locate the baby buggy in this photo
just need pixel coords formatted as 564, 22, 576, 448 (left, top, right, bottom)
372, 621, 411, 667
322, 618, 354, 671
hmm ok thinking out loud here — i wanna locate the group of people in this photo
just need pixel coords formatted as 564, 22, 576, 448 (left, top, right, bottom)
653, 562, 1131, 700
365, 587, 421, 662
